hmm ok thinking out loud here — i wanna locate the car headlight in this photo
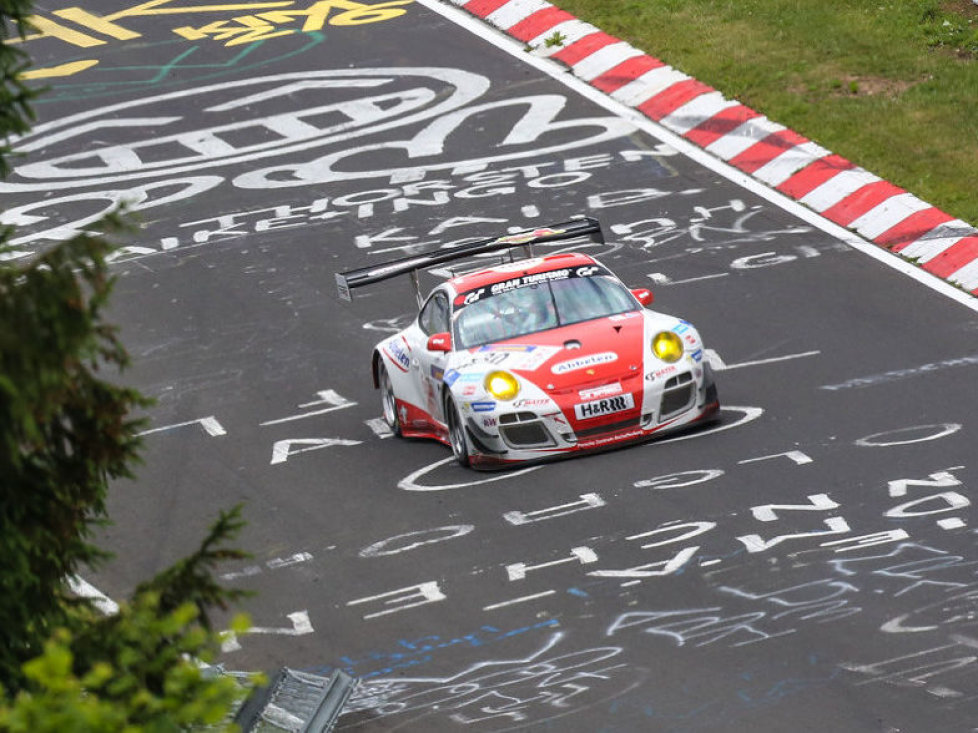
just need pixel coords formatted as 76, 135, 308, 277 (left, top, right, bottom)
485, 371, 520, 400
652, 331, 684, 363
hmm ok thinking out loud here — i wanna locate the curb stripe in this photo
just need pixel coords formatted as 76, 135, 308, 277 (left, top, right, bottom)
821, 180, 906, 227
849, 193, 934, 241
451, 0, 978, 295
927, 237, 978, 279
753, 140, 831, 187
610, 65, 690, 107
509, 6, 574, 41
684, 104, 761, 148
899, 220, 975, 262
552, 31, 618, 66
528, 20, 600, 55
705, 117, 786, 160
947, 257, 978, 291
800, 169, 881, 213
776, 154, 855, 199
572, 42, 646, 82
660, 91, 741, 136
462, 0, 510, 16
637, 78, 714, 120
728, 128, 810, 175
876, 208, 956, 250
486, 0, 551, 27
591, 55, 666, 94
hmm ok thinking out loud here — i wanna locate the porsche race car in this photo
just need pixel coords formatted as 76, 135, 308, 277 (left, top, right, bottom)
336, 217, 719, 469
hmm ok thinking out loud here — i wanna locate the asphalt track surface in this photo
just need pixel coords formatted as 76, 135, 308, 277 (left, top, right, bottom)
6, 2, 978, 731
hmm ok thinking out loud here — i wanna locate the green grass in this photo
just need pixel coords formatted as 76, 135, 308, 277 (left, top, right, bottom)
551, 0, 978, 227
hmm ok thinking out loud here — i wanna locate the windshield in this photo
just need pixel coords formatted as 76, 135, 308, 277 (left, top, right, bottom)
454, 274, 638, 349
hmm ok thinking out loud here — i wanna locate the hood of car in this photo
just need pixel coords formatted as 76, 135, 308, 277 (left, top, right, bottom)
527, 312, 645, 390
456, 311, 647, 389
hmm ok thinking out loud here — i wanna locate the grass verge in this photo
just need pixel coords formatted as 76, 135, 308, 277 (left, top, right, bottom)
551, 0, 978, 227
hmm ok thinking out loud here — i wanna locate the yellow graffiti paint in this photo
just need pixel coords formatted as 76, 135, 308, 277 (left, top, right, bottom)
54, 8, 142, 39
6, 0, 414, 51
20, 59, 100, 79
174, 1, 415, 46
174, 17, 295, 46
25, 15, 106, 47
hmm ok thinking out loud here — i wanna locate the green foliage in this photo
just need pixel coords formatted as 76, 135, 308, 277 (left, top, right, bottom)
1, 5, 255, 730
0, 219, 151, 689
544, 30, 568, 48
0, 598, 254, 733
134, 507, 252, 632
0, 0, 37, 178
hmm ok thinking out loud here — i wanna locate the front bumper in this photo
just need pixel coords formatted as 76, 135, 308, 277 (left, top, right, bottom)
463, 364, 719, 469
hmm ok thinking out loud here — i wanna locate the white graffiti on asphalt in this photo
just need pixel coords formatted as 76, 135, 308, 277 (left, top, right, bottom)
5, 69, 489, 190
341, 631, 644, 727
233, 94, 634, 188
2, 67, 635, 256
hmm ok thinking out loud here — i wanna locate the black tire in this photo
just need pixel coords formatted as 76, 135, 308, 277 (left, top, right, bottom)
703, 362, 719, 405
444, 395, 471, 467
378, 362, 401, 437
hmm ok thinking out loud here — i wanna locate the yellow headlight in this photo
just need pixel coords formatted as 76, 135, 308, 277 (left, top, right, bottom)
652, 331, 684, 363
485, 371, 520, 400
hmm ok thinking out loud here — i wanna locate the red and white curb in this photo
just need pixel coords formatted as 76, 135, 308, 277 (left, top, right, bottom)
445, 0, 978, 296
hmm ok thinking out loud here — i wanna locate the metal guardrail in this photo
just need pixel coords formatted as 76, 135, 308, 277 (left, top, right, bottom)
231, 668, 358, 733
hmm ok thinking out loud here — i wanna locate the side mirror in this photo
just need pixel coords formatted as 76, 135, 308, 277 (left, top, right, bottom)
631, 288, 653, 306
426, 332, 452, 352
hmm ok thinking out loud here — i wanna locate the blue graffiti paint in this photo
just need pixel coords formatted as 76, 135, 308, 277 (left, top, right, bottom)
307, 618, 561, 678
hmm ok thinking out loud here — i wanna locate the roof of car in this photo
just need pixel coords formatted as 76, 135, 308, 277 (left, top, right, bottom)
447, 252, 599, 293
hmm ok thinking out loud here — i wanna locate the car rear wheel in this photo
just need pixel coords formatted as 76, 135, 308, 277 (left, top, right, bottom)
444, 395, 471, 467
378, 362, 401, 436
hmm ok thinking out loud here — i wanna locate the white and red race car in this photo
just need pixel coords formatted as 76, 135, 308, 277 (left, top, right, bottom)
337, 217, 719, 469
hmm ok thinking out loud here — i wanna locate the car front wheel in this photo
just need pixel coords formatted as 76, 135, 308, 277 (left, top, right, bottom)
378, 362, 401, 436
444, 395, 471, 467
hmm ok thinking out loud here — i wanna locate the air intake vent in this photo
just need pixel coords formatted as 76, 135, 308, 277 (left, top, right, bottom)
500, 421, 554, 447
660, 372, 695, 417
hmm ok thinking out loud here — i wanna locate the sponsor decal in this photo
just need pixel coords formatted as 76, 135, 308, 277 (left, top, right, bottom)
490, 268, 571, 295
454, 372, 483, 382
468, 401, 496, 412
551, 351, 617, 375
691, 349, 703, 363
578, 428, 645, 449
646, 365, 678, 381
443, 369, 460, 386
513, 397, 551, 407
459, 288, 485, 306
578, 382, 622, 400
385, 337, 411, 372
470, 345, 559, 372
461, 384, 478, 396
574, 393, 635, 420
457, 265, 609, 305
430, 365, 445, 381
672, 321, 691, 335
482, 416, 497, 428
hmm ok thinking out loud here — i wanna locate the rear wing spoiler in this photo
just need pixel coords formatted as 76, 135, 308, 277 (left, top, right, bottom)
335, 216, 604, 303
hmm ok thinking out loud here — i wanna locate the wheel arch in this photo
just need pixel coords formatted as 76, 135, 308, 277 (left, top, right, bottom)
371, 349, 383, 389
